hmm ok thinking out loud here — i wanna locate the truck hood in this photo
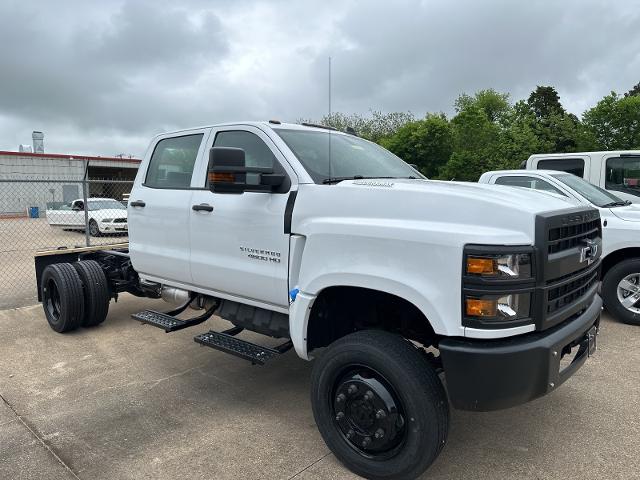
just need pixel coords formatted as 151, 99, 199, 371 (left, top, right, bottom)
294, 178, 583, 247
610, 204, 640, 222
374, 178, 575, 215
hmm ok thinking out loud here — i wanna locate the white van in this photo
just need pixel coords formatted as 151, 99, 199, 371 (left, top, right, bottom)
524, 151, 640, 204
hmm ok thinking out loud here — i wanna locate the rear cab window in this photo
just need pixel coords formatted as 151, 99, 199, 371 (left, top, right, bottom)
605, 155, 640, 198
145, 134, 204, 189
536, 158, 585, 177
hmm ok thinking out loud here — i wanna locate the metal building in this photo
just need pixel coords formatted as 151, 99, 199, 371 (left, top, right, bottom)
0, 151, 141, 217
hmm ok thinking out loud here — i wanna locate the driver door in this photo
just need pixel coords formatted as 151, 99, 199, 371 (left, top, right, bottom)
189, 126, 295, 309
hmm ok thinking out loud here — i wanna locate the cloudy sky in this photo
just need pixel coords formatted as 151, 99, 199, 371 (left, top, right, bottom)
1, 0, 639, 157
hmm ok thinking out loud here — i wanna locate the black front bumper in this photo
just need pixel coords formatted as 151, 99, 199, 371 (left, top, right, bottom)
439, 293, 602, 412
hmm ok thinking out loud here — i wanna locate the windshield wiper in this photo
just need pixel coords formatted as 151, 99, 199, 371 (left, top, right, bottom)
322, 175, 417, 185
601, 200, 631, 208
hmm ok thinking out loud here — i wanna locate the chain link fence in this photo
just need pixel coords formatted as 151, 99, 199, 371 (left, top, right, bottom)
0, 176, 133, 309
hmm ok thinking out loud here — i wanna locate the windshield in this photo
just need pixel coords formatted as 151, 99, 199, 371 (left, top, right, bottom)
88, 200, 126, 211
553, 173, 625, 207
605, 156, 640, 198
275, 129, 420, 184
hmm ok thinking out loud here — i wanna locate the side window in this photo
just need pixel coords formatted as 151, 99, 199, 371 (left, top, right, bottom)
606, 156, 640, 198
495, 176, 565, 195
537, 158, 585, 177
145, 134, 203, 188
213, 130, 277, 169
495, 176, 535, 188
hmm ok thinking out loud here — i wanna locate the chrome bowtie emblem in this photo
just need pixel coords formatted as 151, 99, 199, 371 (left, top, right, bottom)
579, 239, 598, 265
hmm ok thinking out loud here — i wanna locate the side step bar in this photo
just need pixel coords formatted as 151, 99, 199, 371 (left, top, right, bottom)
132, 300, 217, 333
194, 329, 293, 365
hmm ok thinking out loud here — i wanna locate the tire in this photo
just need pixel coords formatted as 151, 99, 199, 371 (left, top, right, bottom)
41, 263, 85, 333
602, 258, 640, 326
73, 260, 110, 327
89, 219, 100, 237
310, 330, 449, 480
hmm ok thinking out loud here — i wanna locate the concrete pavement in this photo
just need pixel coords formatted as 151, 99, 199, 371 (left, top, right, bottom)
0, 295, 638, 479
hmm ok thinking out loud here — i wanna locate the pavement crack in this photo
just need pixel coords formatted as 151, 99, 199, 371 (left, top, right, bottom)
286, 451, 332, 479
0, 392, 81, 480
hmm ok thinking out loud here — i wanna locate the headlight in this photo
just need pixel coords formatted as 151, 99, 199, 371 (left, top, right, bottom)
465, 293, 531, 321
466, 253, 532, 279
101, 218, 113, 223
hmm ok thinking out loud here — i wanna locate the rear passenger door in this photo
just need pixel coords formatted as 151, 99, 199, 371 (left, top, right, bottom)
128, 130, 210, 285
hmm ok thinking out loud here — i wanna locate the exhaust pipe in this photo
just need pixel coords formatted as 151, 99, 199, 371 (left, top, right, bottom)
161, 286, 191, 305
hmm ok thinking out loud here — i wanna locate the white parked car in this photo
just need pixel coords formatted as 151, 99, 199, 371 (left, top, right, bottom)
46, 198, 128, 236
523, 151, 640, 204
480, 169, 640, 325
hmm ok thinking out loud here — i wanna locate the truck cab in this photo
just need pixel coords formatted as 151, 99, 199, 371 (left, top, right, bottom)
524, 151, 640, 204
36, 122, 603, 480
480, 169, 640, 326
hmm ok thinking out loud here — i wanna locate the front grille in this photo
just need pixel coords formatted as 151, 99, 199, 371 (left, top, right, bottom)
113, 218, 127, 223
548, 219, 600, 254
547, 269, 599, 314
536, 207, 602, 329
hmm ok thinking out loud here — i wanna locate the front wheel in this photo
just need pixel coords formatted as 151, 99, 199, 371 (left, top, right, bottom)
310, 330, 449, 480
603, 258, 640, 325
89, 219, 101, 237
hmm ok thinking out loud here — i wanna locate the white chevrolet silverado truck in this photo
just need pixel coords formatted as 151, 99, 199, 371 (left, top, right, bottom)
35, 122, 602, 480
480, 169, 640, 326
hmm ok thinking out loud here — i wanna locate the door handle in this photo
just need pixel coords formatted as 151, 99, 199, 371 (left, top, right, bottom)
130, 200, 146, 207
192, 203, 214, 212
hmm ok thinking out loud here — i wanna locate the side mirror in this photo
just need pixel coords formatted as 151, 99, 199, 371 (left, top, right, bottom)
208, 147, 285, 194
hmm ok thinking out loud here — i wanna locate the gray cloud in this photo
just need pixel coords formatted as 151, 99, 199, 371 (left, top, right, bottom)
0, 0, 638, 157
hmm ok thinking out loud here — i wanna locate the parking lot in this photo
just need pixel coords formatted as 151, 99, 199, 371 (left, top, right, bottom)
0, 217, 127, 309
0, 296, 638, 480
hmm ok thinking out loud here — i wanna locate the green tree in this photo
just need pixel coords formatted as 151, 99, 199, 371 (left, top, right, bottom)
308, 111, 415, 142
527, 85, 565, 118
439, 99, 503, 181
379, 114, 453, 177
625, 81, 640, 97
582, 92, 640, 149
522, 86, 580, 153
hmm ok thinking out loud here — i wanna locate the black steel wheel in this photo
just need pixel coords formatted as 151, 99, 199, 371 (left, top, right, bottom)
311, 330, 449, 480
73, 260, 110, 327
89, 219, 100, 237
41, 263, 85, 333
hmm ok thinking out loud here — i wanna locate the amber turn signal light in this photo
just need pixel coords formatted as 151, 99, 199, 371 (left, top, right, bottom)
466, 257, 496, 275
208, 172, 235, 183
465, 298, 497, 317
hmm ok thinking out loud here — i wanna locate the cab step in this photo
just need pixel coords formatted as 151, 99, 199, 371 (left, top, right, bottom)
132, 310, 196, 332
194, 330, 292, 365
132, 302, 216, 333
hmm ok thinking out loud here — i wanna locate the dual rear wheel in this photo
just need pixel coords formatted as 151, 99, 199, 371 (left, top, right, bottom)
41, 260, 110, 333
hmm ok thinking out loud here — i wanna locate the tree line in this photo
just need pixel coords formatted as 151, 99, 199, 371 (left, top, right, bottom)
312, 83, 640, 181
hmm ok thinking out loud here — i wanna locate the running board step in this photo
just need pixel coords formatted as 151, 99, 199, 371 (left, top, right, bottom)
132, 310, 205, 332
194, 330, 292, 365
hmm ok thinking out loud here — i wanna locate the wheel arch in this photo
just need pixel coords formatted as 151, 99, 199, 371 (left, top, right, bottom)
298, 280, 441, 358
602, 247, 640, 278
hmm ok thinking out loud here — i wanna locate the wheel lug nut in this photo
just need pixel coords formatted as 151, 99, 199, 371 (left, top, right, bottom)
346, 429, 354, 439
335, 411, 345, 421
375, 409, 386, 419
362, 436, 372, 447
374, 428, 385, 439
364, 390, 374, 401
336, 393, 346, 403
347, 384, 358, 395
